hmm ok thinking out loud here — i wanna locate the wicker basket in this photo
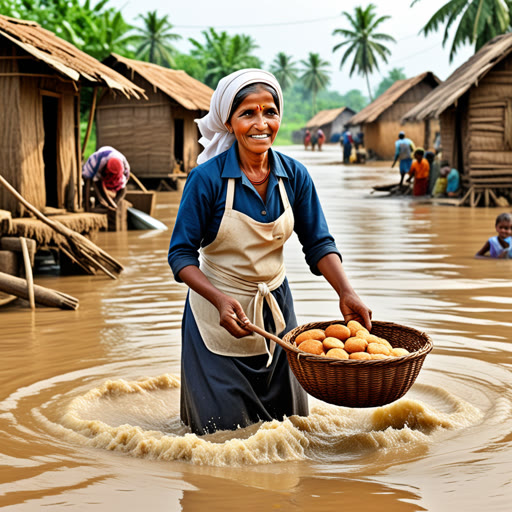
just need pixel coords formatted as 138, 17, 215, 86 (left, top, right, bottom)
280, 320, 433, 408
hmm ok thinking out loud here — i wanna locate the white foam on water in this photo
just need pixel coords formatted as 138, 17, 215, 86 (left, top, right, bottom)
42, 374, 485, 467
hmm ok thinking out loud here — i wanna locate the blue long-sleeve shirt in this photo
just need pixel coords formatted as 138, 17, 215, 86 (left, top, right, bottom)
168, 143, 341, 282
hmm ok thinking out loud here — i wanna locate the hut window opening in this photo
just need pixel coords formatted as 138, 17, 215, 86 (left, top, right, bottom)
174, 118, 184, 170
42, 95, 59, 208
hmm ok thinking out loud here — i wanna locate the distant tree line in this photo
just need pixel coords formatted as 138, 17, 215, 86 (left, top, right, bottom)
2, 0, 511, 142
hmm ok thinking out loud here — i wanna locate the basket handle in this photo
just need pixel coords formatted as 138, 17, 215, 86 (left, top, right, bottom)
244, 321, 301, 355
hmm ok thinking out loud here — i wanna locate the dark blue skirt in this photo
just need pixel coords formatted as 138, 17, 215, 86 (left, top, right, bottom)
180, 278, 309, 435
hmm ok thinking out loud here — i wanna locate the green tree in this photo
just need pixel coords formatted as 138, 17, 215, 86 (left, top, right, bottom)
189, 28, 262, 88
132, 10, 181, 67
300, 52, 330, 115
340, 89, 369, 111
0, 0, 134, 61
411, 0, 512, 62
270, 52, 299, 91
332, 3, 395, 101
374, 67, 407, 97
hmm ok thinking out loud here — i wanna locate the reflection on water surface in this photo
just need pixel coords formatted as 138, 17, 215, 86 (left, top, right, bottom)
1, 145, 512, 511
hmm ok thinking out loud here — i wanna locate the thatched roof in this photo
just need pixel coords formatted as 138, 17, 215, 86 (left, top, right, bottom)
348, 72, 441, 125
403, 33, 512, 121
305, 107, 354, 128
104, 53, 213, 111
0, 15, 144, 98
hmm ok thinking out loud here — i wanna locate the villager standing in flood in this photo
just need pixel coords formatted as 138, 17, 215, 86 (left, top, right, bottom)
82, 146, 130, 211
391, 131, 415, 186
407, 148, 430, 196
167, 69, 372, 435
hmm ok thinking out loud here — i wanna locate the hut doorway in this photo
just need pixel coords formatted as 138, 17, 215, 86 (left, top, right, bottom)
42, 94, 60, 208
174, 118, 184, 169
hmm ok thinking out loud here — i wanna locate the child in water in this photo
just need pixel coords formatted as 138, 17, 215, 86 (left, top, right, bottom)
475, 213, 512, 259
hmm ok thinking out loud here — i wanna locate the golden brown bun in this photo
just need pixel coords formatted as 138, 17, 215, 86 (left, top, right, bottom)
343, 336, 368, 354
324, 324, 351, 341
326, 348, 349, 360
370, 353, 389, 360
295, 329, 326, 345
323, 337, 345, 350
298, 339, 324, 355
367, 343, 391, 356
347, 320, 368, 337
349, 351, 371, 360
391, 348, 410, 357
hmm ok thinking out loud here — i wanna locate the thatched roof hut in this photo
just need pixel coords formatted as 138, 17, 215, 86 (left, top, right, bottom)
348, 72, 441, 159
305, 107, 357, 142
97, 54, 214, 178
403, 33, 512, 206
0, 15, 143, 217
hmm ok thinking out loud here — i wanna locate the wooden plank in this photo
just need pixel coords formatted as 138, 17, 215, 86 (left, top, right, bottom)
506, 99, 512, 151
469, 177, 512, 184
469, 169, 512, 176
20, 237, 35, 310
469, 100, 506, 108
458, 186, 473, 207
470, 164, 512, 169
469, 151, 512, 165
470, 124, 504, 132
468, 117, 503, 123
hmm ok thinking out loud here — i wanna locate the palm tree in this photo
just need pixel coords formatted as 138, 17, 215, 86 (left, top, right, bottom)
270, 52, 299, 91
300, 52, 330, 115
189, 28, 262, 88
133, 11, 181, 67
332, 4, 395, 101
411, 0, 511, 62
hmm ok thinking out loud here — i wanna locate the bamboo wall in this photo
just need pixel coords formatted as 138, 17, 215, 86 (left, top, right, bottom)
96, 73, 204, 177
466, 59, 512, 188
0, 47, 23, 214
439, 108, 456, 168
363, 81, 440, 159
0, 47, 80, 216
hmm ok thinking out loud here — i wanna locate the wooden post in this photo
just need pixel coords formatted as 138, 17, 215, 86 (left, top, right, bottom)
0, 271, 79, 310
129, 172, 148, 192
81, 86, 98, 160
20, 237, 35, 310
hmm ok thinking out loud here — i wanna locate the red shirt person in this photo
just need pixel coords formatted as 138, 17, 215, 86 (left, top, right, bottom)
408, 148, 430, 196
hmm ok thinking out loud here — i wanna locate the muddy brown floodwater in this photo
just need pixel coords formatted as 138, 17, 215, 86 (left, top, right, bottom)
1, 144, 512, 511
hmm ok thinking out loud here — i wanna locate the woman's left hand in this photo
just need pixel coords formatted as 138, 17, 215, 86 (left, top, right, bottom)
339, 290, 372, 331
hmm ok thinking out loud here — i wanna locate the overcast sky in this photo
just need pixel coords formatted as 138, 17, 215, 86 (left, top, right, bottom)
110, 0, 474, 96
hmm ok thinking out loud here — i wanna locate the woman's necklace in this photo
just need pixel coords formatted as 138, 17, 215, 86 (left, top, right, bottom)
245, 167, 271, 186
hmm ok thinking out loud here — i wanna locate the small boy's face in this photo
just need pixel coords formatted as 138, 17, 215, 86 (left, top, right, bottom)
496, 220, 512, 239
415, 152, 423, 162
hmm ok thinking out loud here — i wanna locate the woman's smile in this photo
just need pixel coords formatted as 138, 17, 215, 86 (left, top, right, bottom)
225, 88, 280, 157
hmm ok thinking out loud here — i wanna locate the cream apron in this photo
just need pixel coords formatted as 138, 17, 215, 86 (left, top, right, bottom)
189, 177, 294, 364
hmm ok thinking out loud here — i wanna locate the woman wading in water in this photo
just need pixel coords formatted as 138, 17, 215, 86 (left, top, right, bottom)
168, 69, 371, 435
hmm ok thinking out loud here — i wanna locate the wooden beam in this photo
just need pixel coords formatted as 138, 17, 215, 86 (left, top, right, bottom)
458, 186, 473, 207
20, 237, 35, 310
81, 86, 98, 160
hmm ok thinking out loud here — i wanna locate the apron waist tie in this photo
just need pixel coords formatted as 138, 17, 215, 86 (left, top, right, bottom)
254, 283, 286, 367
201, 257, 286, 365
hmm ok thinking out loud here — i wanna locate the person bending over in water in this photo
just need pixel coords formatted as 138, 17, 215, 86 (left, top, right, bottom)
475, 213, 512, 259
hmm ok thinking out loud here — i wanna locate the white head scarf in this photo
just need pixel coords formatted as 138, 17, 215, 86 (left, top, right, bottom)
196, 69, 284, 165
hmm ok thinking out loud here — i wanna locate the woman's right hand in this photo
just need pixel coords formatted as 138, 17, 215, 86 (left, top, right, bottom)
216, 294, 252, 338
178, 265, 252, 337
